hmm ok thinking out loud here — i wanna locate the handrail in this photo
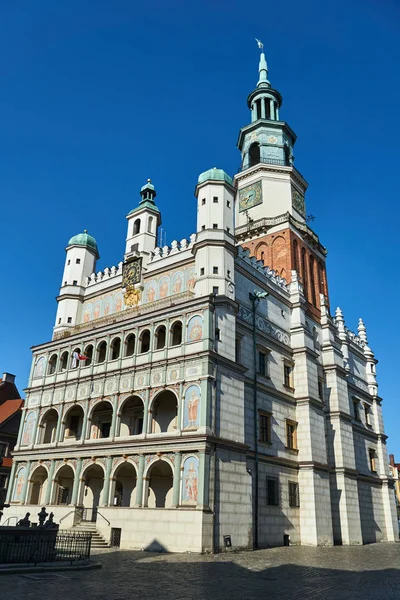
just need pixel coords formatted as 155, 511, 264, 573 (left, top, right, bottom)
96, 511, 110, 526
59, 508, 79, 524
1, 516, 18, 527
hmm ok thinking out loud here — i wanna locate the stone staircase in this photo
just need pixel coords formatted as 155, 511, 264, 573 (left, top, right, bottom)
68, 521, 110, 549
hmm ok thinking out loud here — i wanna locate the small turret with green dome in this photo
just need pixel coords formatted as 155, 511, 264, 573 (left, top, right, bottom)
197, 167, 233, 187
67, 230, 100, 259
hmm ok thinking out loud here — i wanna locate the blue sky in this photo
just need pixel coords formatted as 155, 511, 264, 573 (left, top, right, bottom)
1, 1, 399, 453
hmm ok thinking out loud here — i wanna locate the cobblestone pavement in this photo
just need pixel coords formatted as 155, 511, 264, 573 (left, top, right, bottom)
2, 543, 400, 599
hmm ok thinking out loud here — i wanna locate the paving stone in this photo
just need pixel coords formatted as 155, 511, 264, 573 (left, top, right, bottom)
2, 543, 400, 599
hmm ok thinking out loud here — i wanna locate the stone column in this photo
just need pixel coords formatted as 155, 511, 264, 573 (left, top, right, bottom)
5, 461, 17, 503
177, 383, 183, 433
82, 398, 90, 441
21, 461, 32, 504
269, 99, 275, 120
44, 460, 56, 505
143, 390, 150, 436
101, 456, 113, 506
275, 106, 279, 120
172, 452, 182, 507
14, 411, 25, 450
135, 455, 145, 507
54, 404, 64, 444
261, 98, 266, 119
197, 452, 211, 509
70, 458, 83, 506
110, 395, 118, 438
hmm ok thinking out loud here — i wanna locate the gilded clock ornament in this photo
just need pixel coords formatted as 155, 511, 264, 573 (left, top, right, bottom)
124, 288, 141, 307
239, 181, 263, 212
122, 258, 142, 288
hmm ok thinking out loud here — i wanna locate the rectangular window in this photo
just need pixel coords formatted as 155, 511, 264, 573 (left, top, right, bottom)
235, 337, 241, 363
67, 317, 72, 323
213, 286, 219, 295
76, 258, 81, 264
258, 351, 267, 376
200, 267, 205, 276
364, 404, 371, 426
353, 399, 360, 421
286, 420, 298, 450
284, 362, 294, 388
58, 318, 61, 324
213, 223, 218, 229
213, 196, 218, 203
318, 377, 324, 400
67, 260, 70, 265
73, 280, 78, 286
369, 449, 377, 473
227, 200, 231, 208
202, 198, 206, 205
259, 412, 271, 443
288, 482, 300, 508
0, 443, 8, 457
213, 266, 219, 274
215, 328, 221, 341
266, 477, 279, 506
64, 281, 67, 286
201, 225, 205, 231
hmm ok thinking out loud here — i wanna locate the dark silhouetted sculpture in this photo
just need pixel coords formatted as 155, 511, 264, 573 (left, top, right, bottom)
16, 512, 31, 527
38, 507, 48, 527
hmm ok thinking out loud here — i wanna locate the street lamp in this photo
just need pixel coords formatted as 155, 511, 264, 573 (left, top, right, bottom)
249, 290, 269, 549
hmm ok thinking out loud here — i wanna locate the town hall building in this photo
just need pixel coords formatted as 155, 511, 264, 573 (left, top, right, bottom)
6, 46, 398, 551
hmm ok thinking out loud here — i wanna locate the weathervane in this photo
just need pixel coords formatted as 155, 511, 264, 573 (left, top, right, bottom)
255, 38, 264, 50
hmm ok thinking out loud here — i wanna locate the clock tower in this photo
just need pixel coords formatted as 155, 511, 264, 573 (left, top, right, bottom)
234, 44, 329, 317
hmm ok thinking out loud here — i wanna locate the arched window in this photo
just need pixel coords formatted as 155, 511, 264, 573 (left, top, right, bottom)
301, 248, 308, 300
148, 217, 153, 233
140, 329, 150, 353
249, 143, 260, 167
284, 144, 290, 165
71, 348, 81, 369
133, 218, 141, 235
40, 409, 58, 444
91, 401, 113, 439
171, 321, 182, 346
84, 345, 93, 366
319, 262, 326, 295
60, 351, 68, 372
155, 325, 166, 350
48, 354, 57, 375
111, 337, 121, 360
97, 341, 107, 363
309, 255, 317, 306
125, 334, 136, 357
293, 239, 299, 273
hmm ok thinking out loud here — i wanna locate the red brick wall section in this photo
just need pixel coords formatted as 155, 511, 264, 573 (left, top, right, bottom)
242, 228, 329, 319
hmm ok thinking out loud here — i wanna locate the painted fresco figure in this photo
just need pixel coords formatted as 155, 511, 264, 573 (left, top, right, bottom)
184, 461, 198, 503
187, 390, 199, 427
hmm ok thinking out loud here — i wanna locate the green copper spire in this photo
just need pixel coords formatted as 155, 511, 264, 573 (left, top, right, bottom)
128, 179, 160, 216
255, 39, 270, 88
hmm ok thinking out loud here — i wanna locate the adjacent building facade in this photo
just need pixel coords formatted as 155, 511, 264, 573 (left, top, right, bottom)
0, 373, 23, 494
7, 48, 398, 550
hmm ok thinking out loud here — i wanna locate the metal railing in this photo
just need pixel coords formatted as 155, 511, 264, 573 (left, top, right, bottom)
0, 531, 92, 565
81, 508, 110, 526
0, 516, 18, 527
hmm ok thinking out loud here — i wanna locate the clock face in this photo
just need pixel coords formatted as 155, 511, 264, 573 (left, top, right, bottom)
122, 259, 142, 288
292, 188, 305, 217
239, 181, 263, 212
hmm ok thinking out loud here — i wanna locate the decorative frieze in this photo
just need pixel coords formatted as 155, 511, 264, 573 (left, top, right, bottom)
238, 304, 290, 346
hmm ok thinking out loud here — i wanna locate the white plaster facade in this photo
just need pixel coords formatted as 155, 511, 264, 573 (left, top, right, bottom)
7, 49, 398, 552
